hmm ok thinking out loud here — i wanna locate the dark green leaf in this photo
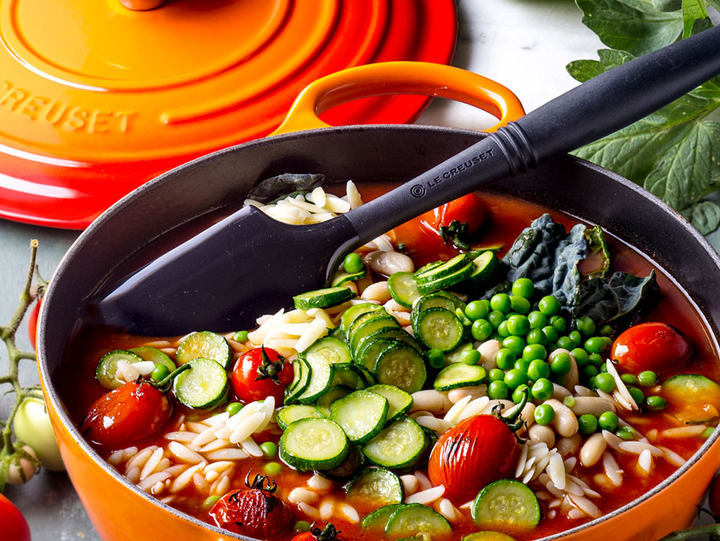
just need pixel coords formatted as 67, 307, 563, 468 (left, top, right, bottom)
682, 0, 708, 38
566, 49, 635, 83
584, 226, 611, 278
681, 200, 720, 234
576, 0, 682, 55
653, 0, 682, 11
576, 271, 661, 324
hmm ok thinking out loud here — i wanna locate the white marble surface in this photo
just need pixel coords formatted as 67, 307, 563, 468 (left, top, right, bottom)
0, 1, 713, 540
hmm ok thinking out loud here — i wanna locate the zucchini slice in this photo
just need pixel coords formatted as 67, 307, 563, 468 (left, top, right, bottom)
374, 344, 427, 394
414, 254, 470, 284
417, 262, 475, 295
341, 303, 385, 334
129, 346, 177, 372
303, 336, 352, 365
413, 307, 464, 351
366, 384, 413, 424
331, 390, 389, 444
316, 385, 353, 418
172, 358, 229, 409
294, 286, 357, 310
411, 292, 461, 327
385, 503, 452, 540
332, 363, 367, 390
356, 338, 403, 373
662, 374, 720, 423
319, 444, 365, 481
332, 266, 368, 287
96, 349, 145, 389
361, 504, 405, 531
284, 358, 312, 405
462, 532, 518, 541
464, 251, 500, 289
279, 418, 349, 471
347, 468, 405, 506
472, 479, 541, 530
349, 316, 401, 354
354, 328, 423, 361
276, 404, 323, 430
434, 363, 488, 391
363, 416, 426, 469
295, 356, 334, 405
176, 331, 233, 369
388, 272, 421, 308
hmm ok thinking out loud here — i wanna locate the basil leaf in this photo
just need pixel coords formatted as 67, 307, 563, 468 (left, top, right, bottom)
576, 270, 661, 324
681, 200, 720, 235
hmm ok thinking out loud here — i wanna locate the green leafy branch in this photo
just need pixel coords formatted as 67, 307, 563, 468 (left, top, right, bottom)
0, 240, 46, 492
568, 0, 720, 234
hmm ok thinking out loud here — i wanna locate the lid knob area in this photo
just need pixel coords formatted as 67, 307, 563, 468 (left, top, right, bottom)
118, 0, 165, 10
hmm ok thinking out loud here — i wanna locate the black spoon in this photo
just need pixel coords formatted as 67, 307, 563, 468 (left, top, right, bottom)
94, 25, 720, 336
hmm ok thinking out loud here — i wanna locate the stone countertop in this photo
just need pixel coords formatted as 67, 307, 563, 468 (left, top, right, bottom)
0, 1, 714, 539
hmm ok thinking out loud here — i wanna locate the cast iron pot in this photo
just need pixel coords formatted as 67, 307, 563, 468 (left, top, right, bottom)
37, 63, 720, 541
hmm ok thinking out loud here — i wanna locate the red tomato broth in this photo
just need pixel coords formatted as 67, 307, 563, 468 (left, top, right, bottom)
59, 189, 720, 541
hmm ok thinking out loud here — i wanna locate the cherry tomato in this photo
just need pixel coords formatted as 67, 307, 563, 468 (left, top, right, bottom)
231, 347, 293, 404
291, 522, 343, 541
14, 397, 65, 471
27, 300, 40, 351
79, 380, 171, 448
0, 494, 31, 541
428, 413, 520, 503
611, 322, 692, 373
210, 473, 293, 539
423, 193, 486, 234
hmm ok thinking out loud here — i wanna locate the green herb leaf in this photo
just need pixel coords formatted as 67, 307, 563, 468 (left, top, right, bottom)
584, 226, 611, 278
681, 200, 720, 235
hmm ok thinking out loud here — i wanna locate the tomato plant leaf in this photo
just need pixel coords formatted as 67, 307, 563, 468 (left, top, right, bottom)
681, 200, 720, 235
682, 0, 708, 38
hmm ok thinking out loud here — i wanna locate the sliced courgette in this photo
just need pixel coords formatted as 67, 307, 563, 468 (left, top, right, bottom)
361, 504, 406, 531
411, 292, 463, 327
349, 316, 401, 354
434, 363, 487, 391
463, 251, 501, 289
129, 346, 176, 372
363, 416, 426, 469
172, 357, 229, 409
388, 272, 421, 308
96, 349, 145, 389
295, 356, 334, 405
294, 286, 357, 310
176, 331, 233, 369
279, 418, 350, 471
319, 444, 365, 481
332, 265, 368, 287
414, 254, 470, 284
341, 303, 385, 334
374, 344, 427, 394
385, 503, 452, 540
471, 479, 541, 530
316, 385, 353, 418
462, 532, 518, 541
354, 328, 423, 361
303, 336, 352, 365
356, 339, 403, 373
332, 363, 366, 390
331, 390, 389, 444
284, 358, 312, 405
276, 404, 322, 430
346, 467, 404, 506
366, 384, 413, 424
662, 374, 720, 423
417, 262, 475, 295
413, 307, 464, 351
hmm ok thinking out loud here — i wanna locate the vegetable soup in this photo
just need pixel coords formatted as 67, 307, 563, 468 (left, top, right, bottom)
60, 181, 720, 541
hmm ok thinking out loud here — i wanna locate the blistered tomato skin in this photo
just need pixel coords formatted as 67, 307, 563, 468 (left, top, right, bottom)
231, 347, 293, 404
428, 413, 519, 504
611, 322, 692, 373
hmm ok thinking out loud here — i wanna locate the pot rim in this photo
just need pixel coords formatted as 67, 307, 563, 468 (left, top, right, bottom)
37, 123, 720, 541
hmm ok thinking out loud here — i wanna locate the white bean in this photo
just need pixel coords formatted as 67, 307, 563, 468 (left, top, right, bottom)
448, 386, 486, 404
365, 251, 415, 276
410, 390, 452, 414
520, 402, 536, 430
478, 340, 502, 370
528, 424, 556, 448
552, 383, 571, 400
571, 397, 616, 417
556, 434, 583, 457
545, 399, 579, 438
580, 433, 607, 467
288, 488, 319, 505
361, 281, 391, 303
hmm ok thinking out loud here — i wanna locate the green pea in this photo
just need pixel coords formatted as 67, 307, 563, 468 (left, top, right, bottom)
563, 395, 576, 408
527, 359, 550, 381
550, 315, 567, 333
571, 348, 589, 368
504, 368, 527, 390
588, 353, 605, 367
638, 371, 658, 387
576, 316, 597, 337
528, 311, 547, 330
587, 376, 597, 390
202, 495, 221, 510
550, 352, 572, 376
514, 358, 531, 373
569, 330, 582, 346
645, 395, 668, 410
427, 348, 446, 369
489, 368, 505, 382
534, 404, 556, 425
490, 293, 512, 314
512, 384, 529, 404
461, 349, 481, 366
488, 310, 506, 329
621, 373, 638, 386
585, 336, 608, 354
226, 402, 244, 416
599, 324, 614, 336
556, 336, 575, 350
595, 373, 616, 393
526, 328, 547, 346
584, 365, 599, 378
578, 414, 598, 435
538, 295, 561, 316
523, 344, 547, 362
343, 252, 364, 274
542, 326, 559, 343
261, 441, 278, 458
233, 330, 249, 343
263, 461, 282, 476
455, 308, 472, 327
495, 348, 516, 370
294, 521, 312, 533
510, 295, 531, 315
507, 314, 530, 337
502, 336, 526, 357
599, 363, 608, 373
628, 386, 645, 406
616, 426, 636, 441
531, 378, 554, 401
598, 411, 619, 432
703, 427, 715, 439
488, 380, 509, 400
470, 319, 493, 342
150, 364, 170, 382
512, 278, 535, 299
465, 300, 489, 321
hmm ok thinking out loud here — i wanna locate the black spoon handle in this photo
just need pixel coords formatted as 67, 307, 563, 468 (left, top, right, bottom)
344, 24, 720, 245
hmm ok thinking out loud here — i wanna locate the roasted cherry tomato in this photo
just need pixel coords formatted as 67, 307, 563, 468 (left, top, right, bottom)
0, 494, 31, 541
27, 299, 40, 351
232, 347, 293, 404
428, 397, 524, 503
210, 472, 293, 539
79, 380, 172, 447
611, 322, 692, 373
291, 522, 343, 541
423, 193, 486, 234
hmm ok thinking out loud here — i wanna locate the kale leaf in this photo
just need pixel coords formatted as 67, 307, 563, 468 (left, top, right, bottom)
575, 270, 661, 324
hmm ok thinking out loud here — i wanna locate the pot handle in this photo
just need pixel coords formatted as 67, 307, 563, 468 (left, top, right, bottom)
270, 61, 525, 136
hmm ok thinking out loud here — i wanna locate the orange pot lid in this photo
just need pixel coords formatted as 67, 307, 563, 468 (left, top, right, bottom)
0, 0, 457, 228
